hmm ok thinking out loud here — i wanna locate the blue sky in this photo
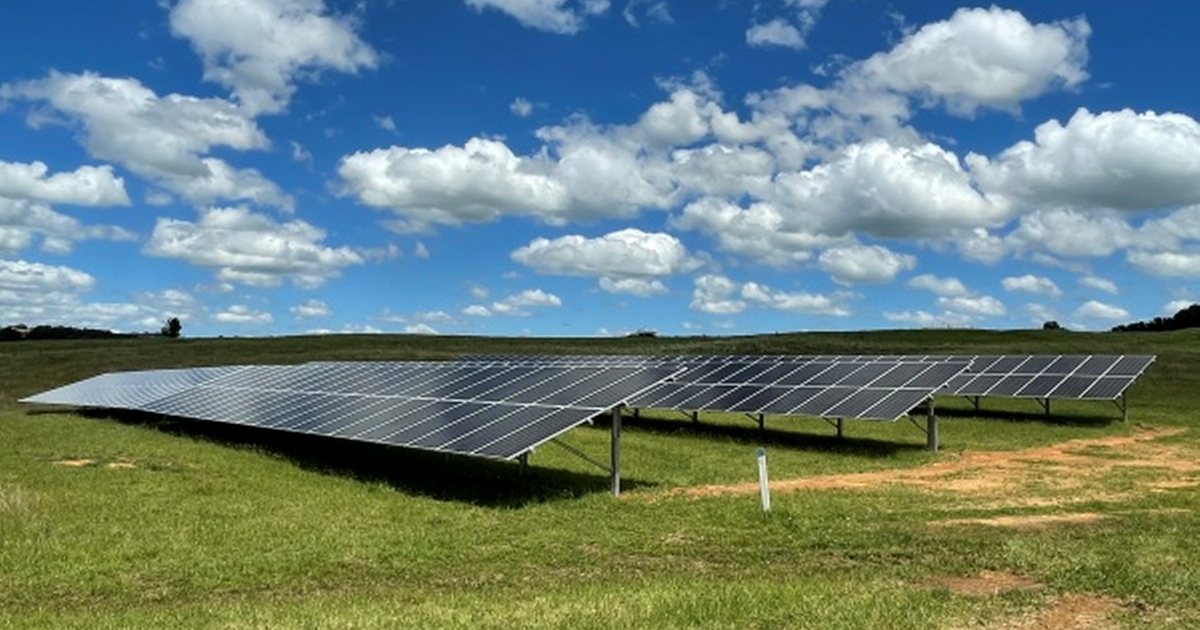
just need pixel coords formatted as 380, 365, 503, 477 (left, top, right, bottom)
1, 1, 1198, 337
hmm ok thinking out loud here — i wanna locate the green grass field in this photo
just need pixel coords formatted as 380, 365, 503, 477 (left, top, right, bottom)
2, 330, 1198, 628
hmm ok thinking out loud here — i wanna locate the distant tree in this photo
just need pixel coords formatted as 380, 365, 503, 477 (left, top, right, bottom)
161, 317, 182, 338
1042, 320, 1062, 331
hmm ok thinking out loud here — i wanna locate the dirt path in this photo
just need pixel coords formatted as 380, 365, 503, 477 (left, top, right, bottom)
668, 426, 1198, 508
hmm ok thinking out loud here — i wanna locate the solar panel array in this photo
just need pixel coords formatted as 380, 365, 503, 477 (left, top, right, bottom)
945, 355, 1155, 401
21, 354, 1157, 467
22, 362, 681, 461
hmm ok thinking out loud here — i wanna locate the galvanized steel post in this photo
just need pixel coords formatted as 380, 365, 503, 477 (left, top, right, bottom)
927, 398, 939, 453
611, 406, 622, 496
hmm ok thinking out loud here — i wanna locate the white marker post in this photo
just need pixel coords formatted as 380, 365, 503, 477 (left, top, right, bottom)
756, 447, 771, 513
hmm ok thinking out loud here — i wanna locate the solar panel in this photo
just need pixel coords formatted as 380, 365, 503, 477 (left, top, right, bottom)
22, 362, 681, 461
948, 355, 1154, 401
19, 366, 246, 410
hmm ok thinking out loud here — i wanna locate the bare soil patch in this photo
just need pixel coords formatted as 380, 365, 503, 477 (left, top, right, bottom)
928, 570, 1043, 597
994, 594, 1121, 630
106, 461, 137, 469
931, 512, 1105, 530
670, 427, 1198, 509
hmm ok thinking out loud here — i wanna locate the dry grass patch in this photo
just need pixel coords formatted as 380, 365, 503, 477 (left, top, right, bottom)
930, 512, 1106, 530
0, 483, 38, 515
52, 457, 139, 470
53, 458, 96, 467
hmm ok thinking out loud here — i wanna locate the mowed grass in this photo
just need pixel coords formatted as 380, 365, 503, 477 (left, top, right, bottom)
1, 329, 1199, 628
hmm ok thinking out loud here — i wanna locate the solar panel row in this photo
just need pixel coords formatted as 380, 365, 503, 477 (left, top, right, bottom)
945, 355, 1155, 400
460, 354, 1155, 404
22, 363, 682, 461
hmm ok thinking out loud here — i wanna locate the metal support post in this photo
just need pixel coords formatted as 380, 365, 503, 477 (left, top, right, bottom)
632, 407, 640, 420
518, 452, 528, 476
836, 417, 844, 439
973, 396, 980, 413
690, 410, 699, 424
757, 413, 765, 431
611, 406, 622, 496
927, 397, 939, 453
1119, 393, 1128, 422
1037, 398, 1051, 416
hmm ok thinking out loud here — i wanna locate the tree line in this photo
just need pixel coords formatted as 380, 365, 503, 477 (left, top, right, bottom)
1112, 303, 1200, 332
1, 317, 182, 341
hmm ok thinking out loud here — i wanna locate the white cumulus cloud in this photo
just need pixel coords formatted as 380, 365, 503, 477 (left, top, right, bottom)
338, 138, 572, 232
144, 206, 363, 288
2, 71, 290, 210
169, 0, 378, 114
511, 228, 697, 292
853, 6, 1089, 116
0, 160, 128, 206
464, 0, 609, 34
1073, 299, 1129, 321
937, 295, 1006, 317
817, 244, 915, 284
741, 281, 850, 316
1079, 275, 1118, 295
1164, 299, 1195, 314
214, 304, 273, 324
769, 139, 1010, 239
290, 298, 330, 319
883, 310, 972, 328
690, 274, 745, 315
510, 97, 533, 117
907, 273, 969, 297
1002, 274, 1062, 297
746, 18, 806, 50
597, 277, 668, 296
745, 0, 828, 51
1126, 250, 1200, 277
463, 288, 562, 317
971, 109, 1200, 212
690, 274, 848, 316
0, 198, 134, 256
0, 259, 161, 330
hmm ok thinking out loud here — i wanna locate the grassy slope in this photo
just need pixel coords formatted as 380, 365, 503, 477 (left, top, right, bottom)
1, 330, 1197, 628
